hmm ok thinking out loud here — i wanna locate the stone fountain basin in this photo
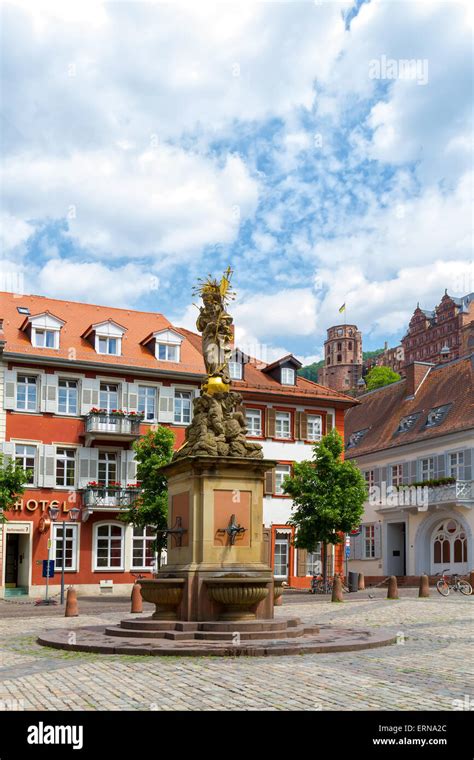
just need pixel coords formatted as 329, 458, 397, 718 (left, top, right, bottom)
204, 577, 271, 620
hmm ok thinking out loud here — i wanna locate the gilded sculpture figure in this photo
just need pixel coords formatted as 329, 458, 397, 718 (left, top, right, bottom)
173, 268, 263, 460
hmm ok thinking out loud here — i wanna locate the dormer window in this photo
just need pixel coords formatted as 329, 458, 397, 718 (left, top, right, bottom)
396, 413, 420, 433
98, 336, 119, 355
34, 329, 58, 349
346, 428, 369, 449
425, 404, 451, 428
140, 328, 183, 363
229, 361, 242, 380
21, 311, 64, 350
281, 367, 295, 385
82, 319, 126, 356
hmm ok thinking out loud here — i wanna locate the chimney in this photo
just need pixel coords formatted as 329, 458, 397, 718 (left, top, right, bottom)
405, 361, 433, 397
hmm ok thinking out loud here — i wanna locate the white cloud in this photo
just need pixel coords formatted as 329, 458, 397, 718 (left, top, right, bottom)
36, 258, 157, 307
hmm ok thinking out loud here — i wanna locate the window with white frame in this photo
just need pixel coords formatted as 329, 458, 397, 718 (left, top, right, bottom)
364, 470, 375, 489
33, 328, 58, 349
275, 464, 292, 495
94, 524, 124, 569
138, 385, 157, 421
132, 526, 157, 569
306, 414, 322, 441
56, 448, 76, 487
174, 391, 192, 424
58, 379, 78, 415
420, 457, 434, 481
229, 361, 242, 380
99, 383, 119, 412
97, 335, 120, 355
246, 408, 262, 437
15, 444, 36, 484
157, 342, 179, 362
16, 375, 37, 411
275, 411, 292, 439
363, 524, 376, 559
306, 544, 322, 575
449, 451, 464, 479
53, 523, 78, 571
98, 451, 118, 486
281, 367, 295, 385
391, 464, 403, 486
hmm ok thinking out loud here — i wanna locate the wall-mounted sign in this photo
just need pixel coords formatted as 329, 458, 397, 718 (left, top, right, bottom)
5, 523, 31, 534
10, 499, 75, 514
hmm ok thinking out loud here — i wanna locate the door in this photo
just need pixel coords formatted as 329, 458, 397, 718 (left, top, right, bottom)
5, 534, 19, 587
274, 537, 289, 580
386, 522, 406, 576
431, 518, 468, 575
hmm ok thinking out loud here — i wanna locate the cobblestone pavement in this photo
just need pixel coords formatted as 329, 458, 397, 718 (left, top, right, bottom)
0, 595, 472, 711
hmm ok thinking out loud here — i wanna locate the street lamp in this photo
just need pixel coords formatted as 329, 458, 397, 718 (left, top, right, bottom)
49, 506, 80, 605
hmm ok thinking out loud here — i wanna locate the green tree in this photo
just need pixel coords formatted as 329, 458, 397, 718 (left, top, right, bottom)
0, 453, 29, 524
119, 426, 174, 570
283, 428, 367, 586
365, 365, 401, 391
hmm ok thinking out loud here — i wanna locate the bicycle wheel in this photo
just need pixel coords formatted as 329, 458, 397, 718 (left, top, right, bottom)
458, 581, 472, 596
436, 579, 450, 596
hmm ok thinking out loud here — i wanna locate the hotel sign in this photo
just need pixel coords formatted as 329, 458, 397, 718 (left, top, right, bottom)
11, 499, 74, 513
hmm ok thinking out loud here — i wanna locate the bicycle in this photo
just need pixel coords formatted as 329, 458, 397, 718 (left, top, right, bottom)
436, 570, 472, 597
310, 574, 349, 595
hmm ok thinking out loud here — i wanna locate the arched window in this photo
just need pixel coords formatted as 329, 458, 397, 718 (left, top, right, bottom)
93, 522, 124, 571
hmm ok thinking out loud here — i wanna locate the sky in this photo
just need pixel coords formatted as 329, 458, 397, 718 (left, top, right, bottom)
1, 0, 472, 366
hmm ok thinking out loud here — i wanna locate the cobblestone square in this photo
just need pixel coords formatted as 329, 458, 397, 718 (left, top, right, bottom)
0, 593, 472, 711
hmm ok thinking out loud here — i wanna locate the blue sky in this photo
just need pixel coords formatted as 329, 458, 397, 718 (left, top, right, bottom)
1, 0, 472, 365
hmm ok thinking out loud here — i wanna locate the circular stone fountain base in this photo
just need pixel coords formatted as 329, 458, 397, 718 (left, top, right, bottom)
37, 617, 397, 657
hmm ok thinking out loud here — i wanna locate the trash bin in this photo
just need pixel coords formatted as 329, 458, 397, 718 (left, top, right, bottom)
348, 571, 358, 593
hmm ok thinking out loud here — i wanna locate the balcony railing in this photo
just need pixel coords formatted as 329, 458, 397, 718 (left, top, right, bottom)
427, 479, 473, 505
82, 486, 142, 510
84, 412, 143, 444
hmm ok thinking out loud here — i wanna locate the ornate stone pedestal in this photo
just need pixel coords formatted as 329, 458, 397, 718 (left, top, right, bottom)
141, 455, 276, 622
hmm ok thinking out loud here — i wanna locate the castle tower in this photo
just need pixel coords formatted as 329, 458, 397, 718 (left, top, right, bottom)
318, 324, 363, 394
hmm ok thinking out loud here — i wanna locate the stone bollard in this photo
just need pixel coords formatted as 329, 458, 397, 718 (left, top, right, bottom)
358, 572, 365, 591
131, 583, 143, 613
387, 575, 399, 600
331, 575, 344, 603
65, 587, 78, 617
418, 574, 430, 598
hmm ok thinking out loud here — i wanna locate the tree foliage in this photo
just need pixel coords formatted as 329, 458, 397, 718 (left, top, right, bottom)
0, 453, 28, 524
365, 365, 401, 390
119, 426, 174, 567
283, 429, 367, 553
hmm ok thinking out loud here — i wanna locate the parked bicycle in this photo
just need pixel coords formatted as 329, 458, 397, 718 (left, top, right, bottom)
436, 570, 472, 597
310, 574, 349, 595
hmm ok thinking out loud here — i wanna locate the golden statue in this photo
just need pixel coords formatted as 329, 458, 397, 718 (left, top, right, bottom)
193, 266, 235, 395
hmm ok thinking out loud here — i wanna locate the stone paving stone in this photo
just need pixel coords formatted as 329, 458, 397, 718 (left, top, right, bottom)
0, 596, 472, 710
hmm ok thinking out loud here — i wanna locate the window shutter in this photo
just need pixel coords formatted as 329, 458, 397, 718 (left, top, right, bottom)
464, 449, 472, 481
300, 412, 308, 440
264, 468, 275, 495
44, 374, 58, 413
266, 408, 276, 438
410, 460, 417, 483
78, 448, 91, 488
380, 466, 388, 487
374, 523, 382, 559
81, 378, 100, 415
0, 441, 15, 463
297, 548, 307, 577
373, 467, 380, 487
402, 462, 409, 485
42, 445, 56, 488
436, 454, 445, 478
89, 448, 98, 481
351, 532, 363, 560
127, 450, 137, 482
126, 383, 139, 413
325, 414, 333, 433
295, 412, 301, 440
4, 370, 16, 410
158, 386, 174, 423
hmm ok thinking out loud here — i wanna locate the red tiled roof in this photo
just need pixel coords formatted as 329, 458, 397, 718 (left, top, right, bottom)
0, 291, 356, 406
345, 355, 474, 457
